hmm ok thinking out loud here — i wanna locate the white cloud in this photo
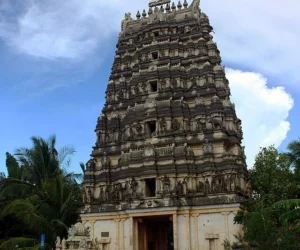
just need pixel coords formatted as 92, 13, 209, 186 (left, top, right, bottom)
0, 0, 299, 90
201, 0, 300, 86
227, 68, 294, 167
0, 0, 120, 60
1, 0, 298, 81
0, 0, 296, 162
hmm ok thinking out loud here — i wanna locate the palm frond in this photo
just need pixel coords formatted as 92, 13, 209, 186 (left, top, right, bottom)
58, 146, 76, 168
0, 198, 36, 218
64, 172, 83, 183
51, 219, 68, 231
47, 135, 57, 150
272, 199, 300, 209
0, 172, 6, 180
0, 178, 36, 192
79, 162, 85, 173
0, 237, 38, 250
279, 208, 300, 225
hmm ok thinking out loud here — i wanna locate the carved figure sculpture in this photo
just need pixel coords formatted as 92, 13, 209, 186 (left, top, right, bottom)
79, 239, 87, 250
85, 227, 90, 237
111, 108, 119, 119
112, 127, 119, 143
130, 177, 138, 197
130, 86, 137, 97
161, 174, 171, 193
225, 175, 231, 191
144, 143, 155, 157
87, 188, 93, 203
246, 181, 252, 197
94, 237, 102, 250
202, 139, 213, 154
87, 159, 96, 170
117, 89, 124, 101
195, 94, 205, 105
189, 0, 201, 21
102, 152, 110, 168
105, 185, 110, 201
99, 186, 104, 202
107, 92, 113, 103
182, 178, 188, 194
68, 225, 76, 238
204, 179, 210, 193
159, 118, 167, 132
175, 181, 184, 195
230, 174, 237, 191
172, 119, 181, 131
62, 238, 66, 250
119, 74, 126, 83
211, 176, 216, 193
138, 82, 146, 94
55, 236, 61, 247
124, 181, 130, 196
117, 183, 123, 200
120, 13, 133, 37
135, 123, 143, 136
82, 187, 87, 203
198, 180, 204, 192
159, 79, 166, 91
210, 115, 223, 130
196, 117, 206, 131
144, 98, 156, 109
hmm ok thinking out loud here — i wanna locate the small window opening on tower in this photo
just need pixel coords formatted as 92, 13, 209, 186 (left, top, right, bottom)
145, 178, 156, 197
153, 31, 159, 37
152, 52, 159, 60
146, 120, 156, 137
149, 81, 158, 92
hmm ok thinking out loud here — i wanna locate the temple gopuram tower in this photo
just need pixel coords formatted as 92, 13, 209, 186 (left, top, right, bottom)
82, 1, 248, 249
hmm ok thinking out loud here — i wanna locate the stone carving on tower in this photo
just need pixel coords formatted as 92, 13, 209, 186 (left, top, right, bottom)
81, 1, 248, 249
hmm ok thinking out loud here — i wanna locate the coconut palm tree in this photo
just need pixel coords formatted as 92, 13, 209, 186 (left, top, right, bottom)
287, 138, 300, 173
0, 135, 82, 250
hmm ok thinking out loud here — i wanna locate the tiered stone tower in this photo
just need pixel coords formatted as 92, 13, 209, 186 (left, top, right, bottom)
82, 1, 248, 249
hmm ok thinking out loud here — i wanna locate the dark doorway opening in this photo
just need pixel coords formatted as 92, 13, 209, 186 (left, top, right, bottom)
146, 121, 156, 137
153, 31, 159, 37
136, 216, 174, 250
152, 52, 159, 60
145, 178, 156, 197
150, 81, 158, 92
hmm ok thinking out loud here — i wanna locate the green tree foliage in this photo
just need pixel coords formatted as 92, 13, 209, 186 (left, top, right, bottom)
286, 138, 300, 182
232, 143, 300, 250
0, 136, 83, 250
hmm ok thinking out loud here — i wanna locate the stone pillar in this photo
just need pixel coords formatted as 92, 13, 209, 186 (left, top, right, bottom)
91, 221, 95, 240
184, 212, 191, 250
121, 218, 125, 250
222, 212, 230, 240
143, 224, 147, 250
130, 217, 133, 249
192, 214, 199, 250
115, 219, 120, 250
134, 219, 139, 250
173, 214, 178, 250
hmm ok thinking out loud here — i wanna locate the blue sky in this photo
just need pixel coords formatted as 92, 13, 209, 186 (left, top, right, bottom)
0, 0, 299, 174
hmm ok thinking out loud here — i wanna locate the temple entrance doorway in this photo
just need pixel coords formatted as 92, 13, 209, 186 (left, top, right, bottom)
135, 215, 174, 250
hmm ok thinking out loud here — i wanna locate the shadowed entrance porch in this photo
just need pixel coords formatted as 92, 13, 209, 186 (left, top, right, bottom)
135, 215, 174, 250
